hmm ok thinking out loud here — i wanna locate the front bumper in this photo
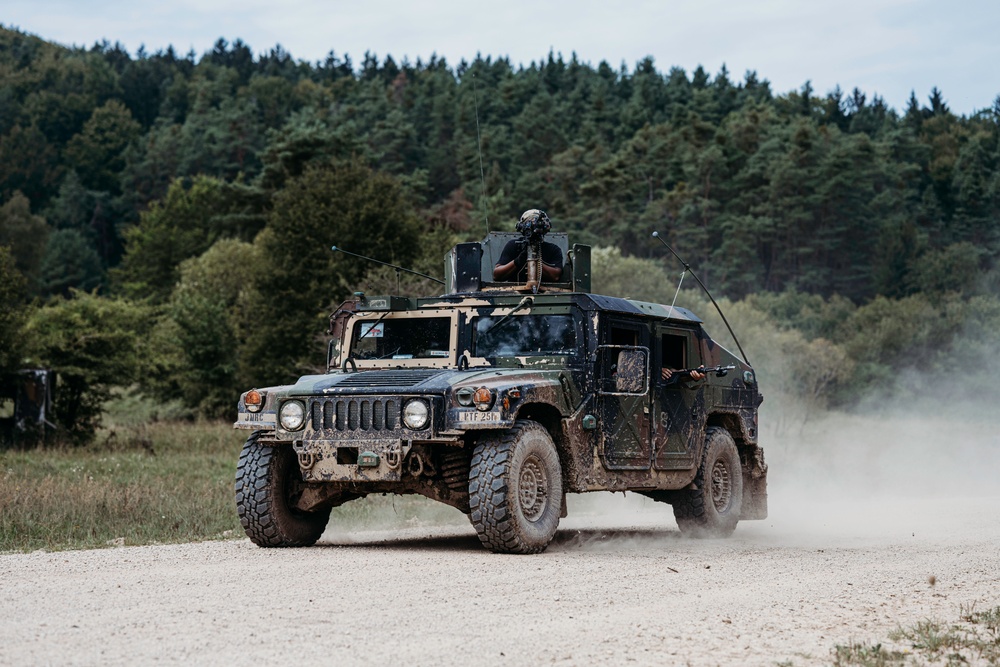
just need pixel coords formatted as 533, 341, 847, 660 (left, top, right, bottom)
288, 394, 454, 483
294, 438, 412, 482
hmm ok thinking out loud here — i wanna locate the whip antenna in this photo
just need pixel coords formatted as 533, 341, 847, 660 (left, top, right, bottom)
331, 246, 444, 285
651, 231, 750, 365
472, 72, 489, 234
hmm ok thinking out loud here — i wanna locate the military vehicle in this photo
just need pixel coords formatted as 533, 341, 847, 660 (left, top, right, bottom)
234, 231, 768, 553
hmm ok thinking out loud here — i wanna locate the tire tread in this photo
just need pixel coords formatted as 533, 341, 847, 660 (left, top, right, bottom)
469, 421, 561, 554
235, 432, 328, 547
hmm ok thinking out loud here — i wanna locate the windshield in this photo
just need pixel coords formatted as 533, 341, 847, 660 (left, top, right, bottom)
473, 314, 577, 358
350, 317, 451, 360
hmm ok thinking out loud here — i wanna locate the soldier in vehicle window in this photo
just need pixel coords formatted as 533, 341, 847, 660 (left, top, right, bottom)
660, 332, 705, 383
661, 367, 705, 383
493, 209, 564, 282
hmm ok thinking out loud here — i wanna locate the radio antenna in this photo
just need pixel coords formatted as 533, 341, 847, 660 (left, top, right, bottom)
472, 72, 490, 234
331, 246, 445, 289
651, 231, 750, 365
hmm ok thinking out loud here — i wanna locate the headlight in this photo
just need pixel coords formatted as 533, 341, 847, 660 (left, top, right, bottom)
403, 399, 429, 430
456, 387, 475, 407
279, 401, 305, 431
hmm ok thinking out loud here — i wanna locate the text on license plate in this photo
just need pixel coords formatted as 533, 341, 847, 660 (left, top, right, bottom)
460, 411, 501, 422
240, 412, 275, 423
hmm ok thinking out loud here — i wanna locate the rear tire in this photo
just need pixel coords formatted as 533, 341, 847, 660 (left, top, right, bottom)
673, 426, 743, 538
235, 432, 330, 547
469, 420, 563, 554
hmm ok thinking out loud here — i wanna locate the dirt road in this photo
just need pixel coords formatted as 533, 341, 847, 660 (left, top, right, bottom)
4, 413, 1000, 665
2, 491, 998, 666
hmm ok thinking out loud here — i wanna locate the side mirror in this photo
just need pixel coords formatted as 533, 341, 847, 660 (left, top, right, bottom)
614, 349, 647, 393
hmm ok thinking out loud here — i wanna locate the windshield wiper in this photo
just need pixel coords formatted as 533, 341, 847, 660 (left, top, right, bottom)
483, 296, 533, 336
349, 311, 393, 360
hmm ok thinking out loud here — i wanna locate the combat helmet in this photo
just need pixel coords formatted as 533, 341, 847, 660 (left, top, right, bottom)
516, 209, 551, 238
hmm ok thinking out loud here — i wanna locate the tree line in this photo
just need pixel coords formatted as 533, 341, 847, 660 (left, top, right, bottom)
1, 26, 998, 441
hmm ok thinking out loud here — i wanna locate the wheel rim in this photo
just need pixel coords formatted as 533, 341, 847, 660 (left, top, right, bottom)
518, 454, 549, 522
710, 459, 732, 513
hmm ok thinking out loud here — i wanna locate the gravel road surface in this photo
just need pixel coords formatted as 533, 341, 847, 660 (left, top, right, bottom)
2, 490, 998, 666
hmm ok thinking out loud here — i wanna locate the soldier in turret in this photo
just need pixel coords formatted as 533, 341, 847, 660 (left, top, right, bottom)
493, 209, 564, 282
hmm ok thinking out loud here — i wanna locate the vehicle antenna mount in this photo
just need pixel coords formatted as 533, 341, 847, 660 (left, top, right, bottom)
651, 231, 750, 365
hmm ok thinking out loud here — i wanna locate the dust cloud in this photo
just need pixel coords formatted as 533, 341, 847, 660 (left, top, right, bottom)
557, 396, 1000, 550
316, 384, 1000, 550
539, 386, 1000, 551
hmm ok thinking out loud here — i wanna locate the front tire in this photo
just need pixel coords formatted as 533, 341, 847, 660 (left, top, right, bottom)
673, 426, 743, 538
235, 432, 330, 547
469, 420, 563, 554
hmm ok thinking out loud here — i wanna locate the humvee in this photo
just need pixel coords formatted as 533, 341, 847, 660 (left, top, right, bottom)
234, 233, 768, 553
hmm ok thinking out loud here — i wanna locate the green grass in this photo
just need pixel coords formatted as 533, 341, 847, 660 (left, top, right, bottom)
1, 420, 467, 553
832, 604, 1000, 666
1, 421, 244, 552
831, 642, 907, 667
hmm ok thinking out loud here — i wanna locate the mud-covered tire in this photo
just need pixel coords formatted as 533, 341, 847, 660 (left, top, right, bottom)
673, 426, 743, 538
235, 432, 330, 547
469, 420, 563, 554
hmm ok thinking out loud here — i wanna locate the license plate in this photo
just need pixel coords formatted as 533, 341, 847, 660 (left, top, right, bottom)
238, 412, 275, 424
458, 411, 501, 423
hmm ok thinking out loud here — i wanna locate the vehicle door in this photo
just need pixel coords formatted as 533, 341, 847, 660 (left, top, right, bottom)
596, 319, 651, 470
652, 326, 705, 470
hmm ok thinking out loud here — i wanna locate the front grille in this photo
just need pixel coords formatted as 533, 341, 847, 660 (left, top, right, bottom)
309, 397, 400, 432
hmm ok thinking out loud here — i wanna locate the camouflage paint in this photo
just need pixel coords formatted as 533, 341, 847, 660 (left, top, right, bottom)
235, 245, 767, 520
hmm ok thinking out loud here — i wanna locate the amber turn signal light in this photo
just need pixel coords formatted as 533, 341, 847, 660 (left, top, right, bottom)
473, 387, 494, 411
245, 389, 263, 413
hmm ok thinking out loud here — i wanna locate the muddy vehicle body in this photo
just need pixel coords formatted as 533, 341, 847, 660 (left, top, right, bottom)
235, 232, 768, 553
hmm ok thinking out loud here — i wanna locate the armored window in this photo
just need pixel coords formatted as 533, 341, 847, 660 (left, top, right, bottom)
661, 334, 686, 370
473, 315, 577, 358
350, 317, 451, 360
609, 326, 637, 346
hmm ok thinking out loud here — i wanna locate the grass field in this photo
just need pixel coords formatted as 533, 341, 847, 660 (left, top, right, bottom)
0, 420, 466, 553
1, 421, 244, 552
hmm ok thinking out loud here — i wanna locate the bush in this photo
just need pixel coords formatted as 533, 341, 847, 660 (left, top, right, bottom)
23, 291, 148, 444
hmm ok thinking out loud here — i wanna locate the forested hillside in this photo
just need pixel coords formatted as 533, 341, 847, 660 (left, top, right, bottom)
1, 26, 999, 440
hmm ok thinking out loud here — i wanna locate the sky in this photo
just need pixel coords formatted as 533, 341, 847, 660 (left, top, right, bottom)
4, 0, 999, 116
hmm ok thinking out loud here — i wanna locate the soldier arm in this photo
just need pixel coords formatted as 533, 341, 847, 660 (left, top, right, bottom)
494, 240, 527, 281
661, 368, 706, 383
540, 243, 563, 281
